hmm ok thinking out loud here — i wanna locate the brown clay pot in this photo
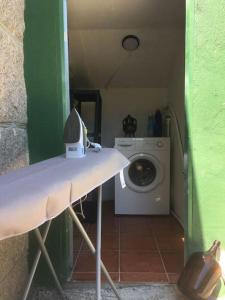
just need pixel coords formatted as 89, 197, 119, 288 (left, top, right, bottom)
178, 241, 222, 300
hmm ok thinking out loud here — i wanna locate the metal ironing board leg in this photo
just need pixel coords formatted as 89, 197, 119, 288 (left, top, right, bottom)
96, 185, 102, 300
33, 228, 65, 298
22, 185, 120, 300
22, 221, 65, 300
68, 191, 121, 300
22, 221, 51, 300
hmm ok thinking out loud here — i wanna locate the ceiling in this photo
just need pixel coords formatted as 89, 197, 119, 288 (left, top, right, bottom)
68, 0, 185, 89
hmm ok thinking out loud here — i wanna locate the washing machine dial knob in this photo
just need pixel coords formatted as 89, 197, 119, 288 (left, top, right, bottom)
157, 141, 163, 148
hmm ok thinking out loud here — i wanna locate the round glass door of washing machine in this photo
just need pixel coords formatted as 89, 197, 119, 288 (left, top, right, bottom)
124, 153, 164, 193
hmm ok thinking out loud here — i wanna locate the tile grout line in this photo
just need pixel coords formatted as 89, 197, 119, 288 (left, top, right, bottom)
70, 224, 90, 281
152, 229, 170, 283
72, 208, 182, 283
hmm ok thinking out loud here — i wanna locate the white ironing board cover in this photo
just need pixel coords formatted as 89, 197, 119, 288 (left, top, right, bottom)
0, 148, 129, 240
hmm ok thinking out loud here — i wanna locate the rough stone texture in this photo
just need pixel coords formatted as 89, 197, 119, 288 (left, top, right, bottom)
31, 283, 188, 300
0, 0, 25, 41
0, 235, 28, 300
0, 0, 29, 299
0, 28, 27, 123
0, 127, 28, 175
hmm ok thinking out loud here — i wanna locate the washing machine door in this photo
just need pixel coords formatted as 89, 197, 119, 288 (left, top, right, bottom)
124, 153, 163, 193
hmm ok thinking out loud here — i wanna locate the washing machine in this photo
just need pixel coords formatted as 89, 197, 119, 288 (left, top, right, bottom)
115, 137, 170, 215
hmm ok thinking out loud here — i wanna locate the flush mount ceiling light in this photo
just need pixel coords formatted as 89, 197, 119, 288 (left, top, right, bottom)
122, 35, 140, 51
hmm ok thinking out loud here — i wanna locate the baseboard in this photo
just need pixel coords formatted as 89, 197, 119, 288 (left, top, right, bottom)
171, 209, 184, 228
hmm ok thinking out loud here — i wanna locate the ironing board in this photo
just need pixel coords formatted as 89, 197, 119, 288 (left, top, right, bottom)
0, 148, 129, 300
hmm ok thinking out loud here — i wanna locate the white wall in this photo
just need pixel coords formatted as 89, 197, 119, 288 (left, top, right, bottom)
167, 47, 185, 225
100, 88, 168, 200
68, 0, 185, 89
101, 88, 168, 147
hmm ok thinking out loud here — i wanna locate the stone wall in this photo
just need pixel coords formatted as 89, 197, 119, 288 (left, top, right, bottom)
0, 0, 29, 299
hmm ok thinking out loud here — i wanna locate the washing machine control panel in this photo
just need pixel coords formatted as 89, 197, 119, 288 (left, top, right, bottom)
115, 137, 170, 151
115, 141, 136, 151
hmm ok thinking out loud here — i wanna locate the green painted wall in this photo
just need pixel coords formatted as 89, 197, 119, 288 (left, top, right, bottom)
24, 0, 72, 282
186, 0, 225, 296
24, 0, 69, 161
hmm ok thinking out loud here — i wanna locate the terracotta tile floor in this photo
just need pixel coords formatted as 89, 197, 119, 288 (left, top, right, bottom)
71, 201, 184, 283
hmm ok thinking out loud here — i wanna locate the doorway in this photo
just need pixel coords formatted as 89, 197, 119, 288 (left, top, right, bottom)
67, 0, 186, 284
